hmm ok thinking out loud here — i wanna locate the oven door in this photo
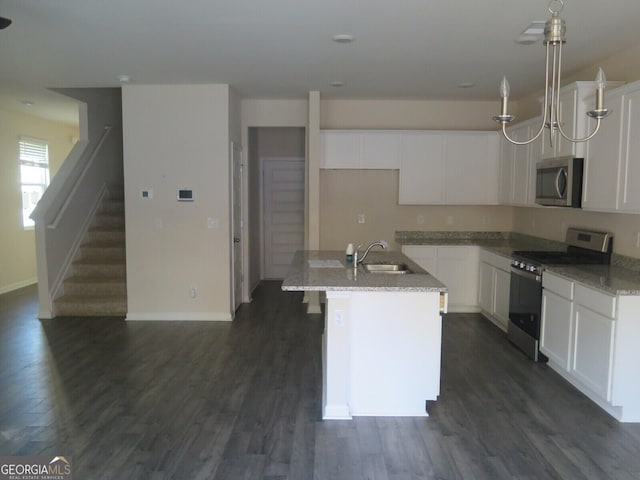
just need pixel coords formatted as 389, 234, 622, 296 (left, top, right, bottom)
508, 266, 546, 361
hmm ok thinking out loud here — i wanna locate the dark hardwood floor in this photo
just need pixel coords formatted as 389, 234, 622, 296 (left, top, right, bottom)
1, 282, 640, 479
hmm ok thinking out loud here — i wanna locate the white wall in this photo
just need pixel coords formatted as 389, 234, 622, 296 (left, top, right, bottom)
123, 84, 235, 320
0, 108, 78, 294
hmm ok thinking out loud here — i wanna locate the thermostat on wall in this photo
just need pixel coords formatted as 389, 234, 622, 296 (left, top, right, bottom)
178, 189, 194, 202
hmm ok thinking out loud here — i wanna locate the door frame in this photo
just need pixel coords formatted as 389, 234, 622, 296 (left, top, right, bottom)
230, 141, 244, 314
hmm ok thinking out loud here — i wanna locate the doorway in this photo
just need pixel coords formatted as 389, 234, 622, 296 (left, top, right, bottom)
248, 127, 306, 288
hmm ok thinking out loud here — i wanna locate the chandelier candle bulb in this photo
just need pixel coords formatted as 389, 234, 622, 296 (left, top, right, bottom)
595, 67, 606, 111
500, 76, 510, 116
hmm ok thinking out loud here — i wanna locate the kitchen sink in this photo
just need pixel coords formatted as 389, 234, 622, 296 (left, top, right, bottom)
363, 262, 412, 274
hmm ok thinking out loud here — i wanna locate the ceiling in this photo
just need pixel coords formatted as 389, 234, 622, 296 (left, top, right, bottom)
1, 0, 640, 124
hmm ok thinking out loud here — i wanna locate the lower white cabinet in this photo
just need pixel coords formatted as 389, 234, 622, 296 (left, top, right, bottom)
477, 250, 511, 330
403, 246, 479, 312
572, 304, 615, 401
541, 271, 640, 422
541, 276, 574, 370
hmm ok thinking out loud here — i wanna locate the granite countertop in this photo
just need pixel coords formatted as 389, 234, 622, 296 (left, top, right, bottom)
396, 231, 640, 296
281, 250, 448, 292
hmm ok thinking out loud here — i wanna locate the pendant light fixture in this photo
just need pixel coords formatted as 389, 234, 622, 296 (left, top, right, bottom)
493, 0, 610, 146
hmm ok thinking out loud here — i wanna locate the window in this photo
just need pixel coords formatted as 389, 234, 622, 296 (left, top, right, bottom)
19, 137, 50, 228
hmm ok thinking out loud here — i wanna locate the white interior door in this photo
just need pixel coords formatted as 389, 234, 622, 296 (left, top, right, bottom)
231, 142, 243, 311
262, 158, 305, 280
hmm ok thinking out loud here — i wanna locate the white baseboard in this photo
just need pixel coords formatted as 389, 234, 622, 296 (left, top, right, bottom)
0, 278, 37, 296
125, 312, 233, 322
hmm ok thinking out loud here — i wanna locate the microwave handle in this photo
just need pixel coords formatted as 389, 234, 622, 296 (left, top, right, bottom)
555, 168, 567, 198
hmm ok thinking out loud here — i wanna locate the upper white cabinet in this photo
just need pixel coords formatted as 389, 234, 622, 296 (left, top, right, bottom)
322, 129, 500, 205
540, 81, 622, 160
499, 117, 542, 207
399, 131, 499, 205
442, 132, 500, 205
582, 80, 640, 213
320, 130, 400, 169
398, 132, 445, 204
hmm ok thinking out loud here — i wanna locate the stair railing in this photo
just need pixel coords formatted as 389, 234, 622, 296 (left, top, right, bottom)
47, 125, 112, 229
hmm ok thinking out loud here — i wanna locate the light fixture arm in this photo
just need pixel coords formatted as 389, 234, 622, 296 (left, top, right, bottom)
494, 0, 609, 147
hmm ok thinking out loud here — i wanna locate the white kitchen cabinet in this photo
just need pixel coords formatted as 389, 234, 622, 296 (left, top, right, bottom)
572, 303, 616, 401
320, 130, 400, 169
582, 89, 624, 212
477, 249, 511, 330
541, 87, 579, 159
618, 87, 640, 212
539, 82, 620, 160
403, 245, 479, 312
398, 131, 500, 205
443, 132, 500, 205
399, 132, 444, 204
499, 117, 542, 207
541, 271, 640, 422
581, 80, 640, 213
541, 272, 574, 370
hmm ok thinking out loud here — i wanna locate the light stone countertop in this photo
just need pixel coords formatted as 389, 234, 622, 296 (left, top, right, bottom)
281, 250, 448, 292
396, 231, 640, 296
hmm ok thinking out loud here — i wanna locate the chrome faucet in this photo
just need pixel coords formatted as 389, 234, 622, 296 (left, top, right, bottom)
354, 240, 389, 265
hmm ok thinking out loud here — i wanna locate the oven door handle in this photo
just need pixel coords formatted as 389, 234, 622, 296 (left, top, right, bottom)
511, 266, 542, 283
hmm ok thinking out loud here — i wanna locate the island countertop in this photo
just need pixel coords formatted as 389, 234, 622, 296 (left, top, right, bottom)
281, 250, 448, 292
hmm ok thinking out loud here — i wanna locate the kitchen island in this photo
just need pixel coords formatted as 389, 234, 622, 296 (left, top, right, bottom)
282, 250, 448, 420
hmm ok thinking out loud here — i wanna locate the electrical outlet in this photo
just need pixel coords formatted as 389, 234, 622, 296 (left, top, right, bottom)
357, 214, 365, 224
446, 216, 454, 225
334, 309, 344, 327
417, 214, 425, 225
482, 215, 489, 226
190, 286, 197, 298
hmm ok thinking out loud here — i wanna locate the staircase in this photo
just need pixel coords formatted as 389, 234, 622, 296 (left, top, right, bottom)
53, 187, 127, 317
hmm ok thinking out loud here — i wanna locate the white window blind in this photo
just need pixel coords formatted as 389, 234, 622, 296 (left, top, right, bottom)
19, 136, 50, 228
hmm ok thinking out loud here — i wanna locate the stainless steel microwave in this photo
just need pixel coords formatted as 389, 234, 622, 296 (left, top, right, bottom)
535, 156, 583, 207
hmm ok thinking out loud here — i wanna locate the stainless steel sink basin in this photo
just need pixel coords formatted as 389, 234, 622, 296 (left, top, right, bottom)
363, 262, 412, 274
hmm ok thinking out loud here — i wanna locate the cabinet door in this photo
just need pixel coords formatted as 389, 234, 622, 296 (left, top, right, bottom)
361, 132, 401, 169
436, 247, 479, 310
399, 132, 444, 204
572, 304, 615, 401
493, 267, 511, 328
618, 88, 640, 212
541, 289, 573, 370
443, 133, 498, 204
478, 262, 494, 313
582, 91, 624, 212
321, 131, 361, 169
498, 134, 514, 204
541, 88, 577, 159
511, 124, 533, 206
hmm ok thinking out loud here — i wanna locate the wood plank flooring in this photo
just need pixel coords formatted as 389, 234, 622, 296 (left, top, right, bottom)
1, 282, 640, 479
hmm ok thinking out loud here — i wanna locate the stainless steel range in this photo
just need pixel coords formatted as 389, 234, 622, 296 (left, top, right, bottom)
508, 228, 613, 362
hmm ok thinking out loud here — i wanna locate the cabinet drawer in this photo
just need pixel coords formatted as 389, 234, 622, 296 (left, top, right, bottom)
574, 284, 616, 318
543, 272, 574, 300
479, 249, 511, 271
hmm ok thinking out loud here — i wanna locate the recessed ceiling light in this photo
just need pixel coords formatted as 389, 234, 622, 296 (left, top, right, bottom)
117, 74, 131, 83
20, 100, 34, 107
457, 82, 475, 89
330, 81, 345, 87
332, 34, 354, 44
